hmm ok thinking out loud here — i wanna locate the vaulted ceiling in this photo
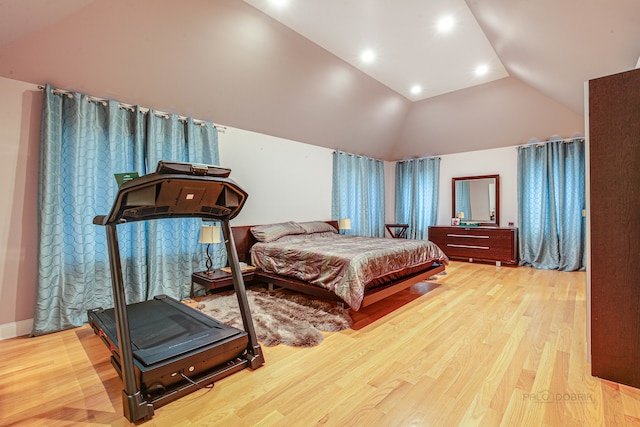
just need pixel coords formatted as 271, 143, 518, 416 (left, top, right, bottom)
0, 0, 638, 160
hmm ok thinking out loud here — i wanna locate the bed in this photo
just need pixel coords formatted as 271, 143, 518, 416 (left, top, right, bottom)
231, 220, 448, 310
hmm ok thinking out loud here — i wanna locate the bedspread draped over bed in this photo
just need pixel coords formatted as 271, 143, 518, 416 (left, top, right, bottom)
250, 231, 448, 310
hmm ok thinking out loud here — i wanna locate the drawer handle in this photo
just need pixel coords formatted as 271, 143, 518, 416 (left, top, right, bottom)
448, 244, 489, 250
446, 234, 489, 239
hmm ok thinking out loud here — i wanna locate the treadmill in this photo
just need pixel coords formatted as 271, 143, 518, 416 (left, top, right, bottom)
87, 161, 264, 422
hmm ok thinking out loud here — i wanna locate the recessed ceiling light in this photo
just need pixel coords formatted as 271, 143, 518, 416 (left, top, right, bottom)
475, 64, 489, 76
270, 0, 288, 7
360, 49, 376, 64
437, 15, 455, 33
410, 85, 423, 95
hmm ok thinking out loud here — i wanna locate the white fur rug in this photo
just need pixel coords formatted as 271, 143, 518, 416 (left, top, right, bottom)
193, 287, 352, 347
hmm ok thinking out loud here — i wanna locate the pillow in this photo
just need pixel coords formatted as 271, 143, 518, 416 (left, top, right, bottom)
305, 231, 339, 239
298, 221, 338, 235
250, 221, 306, 243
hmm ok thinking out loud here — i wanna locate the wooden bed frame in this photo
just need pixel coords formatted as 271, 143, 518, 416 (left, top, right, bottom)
230, 221, 446, 309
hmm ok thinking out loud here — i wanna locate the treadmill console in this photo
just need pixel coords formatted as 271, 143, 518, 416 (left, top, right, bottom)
94, 161, 247, 225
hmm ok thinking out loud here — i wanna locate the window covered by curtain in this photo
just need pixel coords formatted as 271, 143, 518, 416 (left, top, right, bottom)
395, 157, 440, 240
331, 151, 385, 237
517, 138, 586, 271
34, 85, 223, 335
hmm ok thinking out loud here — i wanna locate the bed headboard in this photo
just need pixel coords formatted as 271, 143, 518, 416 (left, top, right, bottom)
230, 225, 258, 264
231, 220, 339, 264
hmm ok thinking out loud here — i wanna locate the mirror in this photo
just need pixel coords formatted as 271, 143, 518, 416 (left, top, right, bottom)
452, 174, 500, 226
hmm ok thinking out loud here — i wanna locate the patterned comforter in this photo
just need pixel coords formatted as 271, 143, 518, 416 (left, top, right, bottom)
250, 233, 448, 310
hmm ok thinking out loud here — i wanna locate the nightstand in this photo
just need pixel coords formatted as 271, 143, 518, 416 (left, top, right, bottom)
191, 268, 256, 297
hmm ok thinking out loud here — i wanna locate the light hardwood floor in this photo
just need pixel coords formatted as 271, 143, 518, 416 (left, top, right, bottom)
2, 261, 639, 426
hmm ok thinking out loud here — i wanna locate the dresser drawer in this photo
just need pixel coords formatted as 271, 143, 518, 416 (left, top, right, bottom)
428, 226, 518, 265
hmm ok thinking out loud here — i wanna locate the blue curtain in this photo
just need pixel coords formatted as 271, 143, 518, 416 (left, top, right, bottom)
395, 157, 440, 240
34, 85, 222, 335
331, 151, 385, 237
455, 180, 472, 220
145, 113, 224, 299
517, 138, 586, 271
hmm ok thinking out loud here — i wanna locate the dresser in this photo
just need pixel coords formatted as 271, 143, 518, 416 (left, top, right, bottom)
428, 226, 518, 266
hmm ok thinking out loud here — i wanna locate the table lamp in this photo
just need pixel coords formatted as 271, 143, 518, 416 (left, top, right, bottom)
199, 224, 221, 273
338, 218, 351, 234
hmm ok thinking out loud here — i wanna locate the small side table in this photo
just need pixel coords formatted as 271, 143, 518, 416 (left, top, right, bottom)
191, 268, 256, 298
385, 223, 409, 238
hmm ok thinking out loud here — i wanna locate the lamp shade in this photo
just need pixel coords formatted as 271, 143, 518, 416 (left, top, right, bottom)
338, 218, 351, 230
199, 225, 221, 244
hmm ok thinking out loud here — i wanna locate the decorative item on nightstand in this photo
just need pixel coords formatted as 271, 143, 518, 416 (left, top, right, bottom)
338, 218, 351, 234
199, 224, 221, 273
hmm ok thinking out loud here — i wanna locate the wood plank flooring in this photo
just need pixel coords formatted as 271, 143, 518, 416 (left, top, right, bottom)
1, 261, 639, 426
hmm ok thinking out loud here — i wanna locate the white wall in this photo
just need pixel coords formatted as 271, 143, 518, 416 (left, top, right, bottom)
0, 77, 40, 338
438, 147, 519, 227
218, 127, 333, 226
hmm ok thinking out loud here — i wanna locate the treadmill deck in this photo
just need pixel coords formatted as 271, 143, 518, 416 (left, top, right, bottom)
88, 295, 248, 398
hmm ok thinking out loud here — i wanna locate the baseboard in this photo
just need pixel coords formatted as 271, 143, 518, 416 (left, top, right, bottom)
0, 318, 33, 340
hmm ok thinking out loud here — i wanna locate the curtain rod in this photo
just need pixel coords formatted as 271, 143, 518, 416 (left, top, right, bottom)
333, 150, 383, 162
518, 136, 585, 148
333, 151, 440, 163
37, 85, 226, 132
396, 155, 441, 164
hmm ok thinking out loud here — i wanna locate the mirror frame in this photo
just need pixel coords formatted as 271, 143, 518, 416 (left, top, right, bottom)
452, 174, 500, 227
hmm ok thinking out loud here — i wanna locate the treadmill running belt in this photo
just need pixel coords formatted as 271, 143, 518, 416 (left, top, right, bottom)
91, 296, 246, 367
128, 301, 214, 348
